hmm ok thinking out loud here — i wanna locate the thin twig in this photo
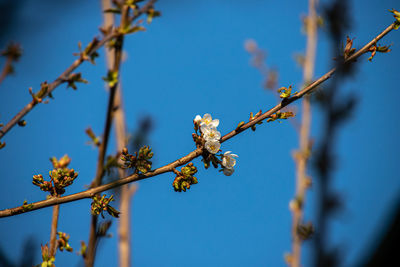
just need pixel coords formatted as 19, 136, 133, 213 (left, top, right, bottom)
85, 2, 133, 266
0, 22, 396, 219
102, 0, 138, 264
0, 0, 156, 141
49, 204, 60, 257
290, 0, 318, 266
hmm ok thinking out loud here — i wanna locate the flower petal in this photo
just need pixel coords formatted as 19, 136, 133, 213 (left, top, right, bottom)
205, 140, 221, 154
194, 115, 202, 123
209, 119, 219, 128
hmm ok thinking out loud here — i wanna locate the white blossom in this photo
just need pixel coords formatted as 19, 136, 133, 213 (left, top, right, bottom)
205, 140, 221, 154
223, 167, 235, 176
194, 115, 202, 124
201, 125, 221, 141
222, 151, 238, 169
200, 113, 219, 128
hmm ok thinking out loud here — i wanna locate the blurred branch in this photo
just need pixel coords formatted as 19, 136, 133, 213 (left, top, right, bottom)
0, 56, 13, 85
0, 21, 396, 218
0, 42, 22, 85
0, 0, 157, 142
313, 1, 353, 265
289, 0, 318, 266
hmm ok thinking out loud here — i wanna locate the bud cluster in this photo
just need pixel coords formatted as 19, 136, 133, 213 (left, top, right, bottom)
389, 9, 400, 29
64, 72, 88, 90
74, 38, 100, 64
32, 155, 78, 196
172, 163, 198, 192
368, 44, 391, 61
90, 194, 120, 218
102, 70, 119, 88
249, 110, 263, 131
40, 244, 55, 267
343, 36, 356, 60
121, 146, 153, 174
57, 232, 73, 252
267, 111, 295, 123
278, 85, 296, 99
22, 200, 34, 212
29, 81, 51, 104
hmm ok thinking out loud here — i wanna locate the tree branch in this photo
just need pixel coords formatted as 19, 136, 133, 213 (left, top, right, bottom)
118, 184, 137, 267
0, 22, 396, 219
85, 3, 132, 266
290, 0, 318, 266
103, 0, 137, 264
0, 0, 157, 141
49, 204, 60, 257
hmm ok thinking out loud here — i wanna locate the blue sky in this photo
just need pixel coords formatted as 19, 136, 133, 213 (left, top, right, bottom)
0, 0, 399, 266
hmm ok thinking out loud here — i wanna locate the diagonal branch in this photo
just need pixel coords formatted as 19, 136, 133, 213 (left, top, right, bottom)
0, 22, 396, 219
0, 0, 157, 142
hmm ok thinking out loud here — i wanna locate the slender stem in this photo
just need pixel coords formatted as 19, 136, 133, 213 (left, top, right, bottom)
104, 1, 137, 265
49, 204, 60, 257
0, 0, 157, 141
290, 0, 317, 266
85, 3, 133, 266
85, 215, 98, 267
0, 22, 396, 219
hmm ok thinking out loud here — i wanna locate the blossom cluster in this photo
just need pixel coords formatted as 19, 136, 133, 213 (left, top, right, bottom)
194, 113, 221, 154
194, 113, 238, 176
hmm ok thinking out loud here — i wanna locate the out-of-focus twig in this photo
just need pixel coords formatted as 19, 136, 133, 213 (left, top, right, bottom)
85, 0, 137, 265
0, 42, 21, 85
313, 1, 355, 266
101, 0, 138, 266
289, 0, 318, 267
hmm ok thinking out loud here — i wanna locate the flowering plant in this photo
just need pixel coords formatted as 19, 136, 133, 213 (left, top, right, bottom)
193, 113, 239, 178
